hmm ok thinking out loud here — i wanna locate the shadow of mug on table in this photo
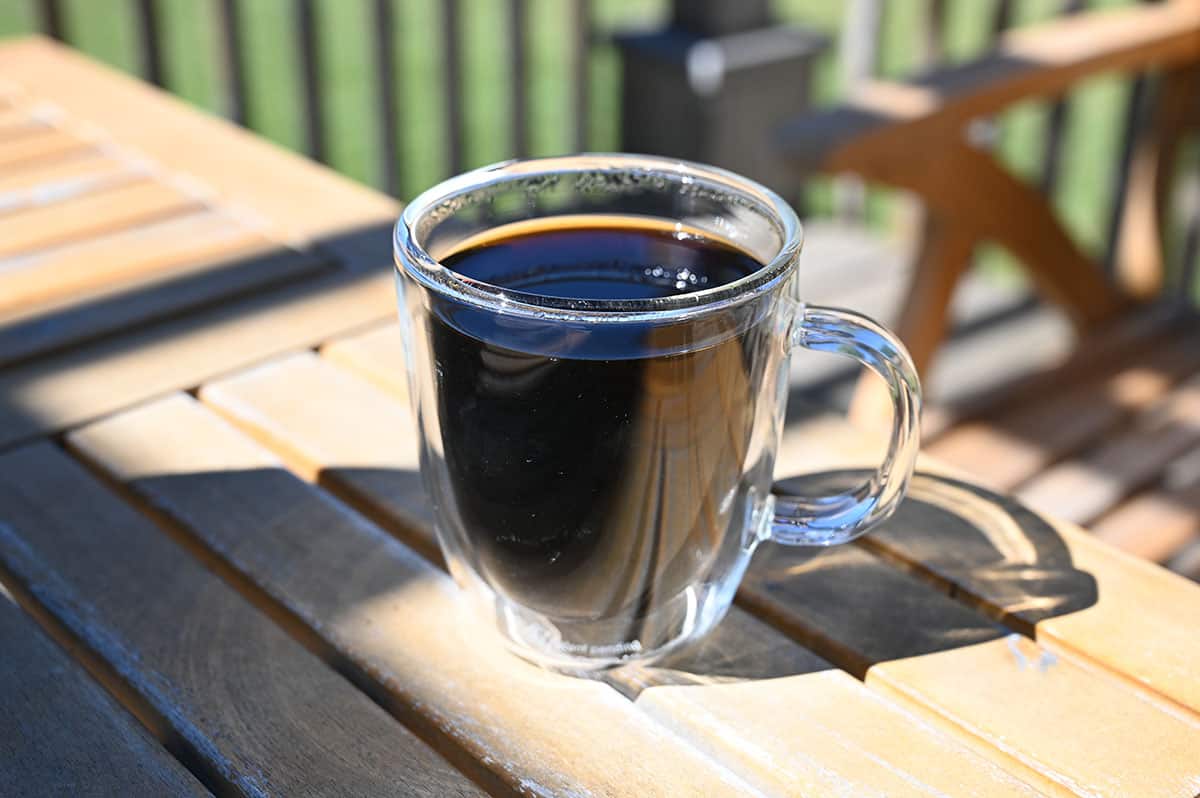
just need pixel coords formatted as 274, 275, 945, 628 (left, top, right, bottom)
609, 468, 1098, 692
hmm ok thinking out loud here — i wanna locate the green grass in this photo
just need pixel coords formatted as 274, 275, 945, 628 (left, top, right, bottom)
1, 0, 1192, 289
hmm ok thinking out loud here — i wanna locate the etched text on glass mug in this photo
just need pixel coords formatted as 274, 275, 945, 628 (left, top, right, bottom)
394, 155, 920, 672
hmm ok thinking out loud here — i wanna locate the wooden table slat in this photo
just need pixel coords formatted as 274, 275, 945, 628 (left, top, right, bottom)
0, 441, 483, 798
0, 149, 141, 208
319, 321, 410, 404
0, 210, 267, 314
774, 415, 1200, 713
0, 37, 399, 260
0, 267, 393, 449
200, 351, 435, 556
0, 126, 93, 170
605, 606, 834, 698
68, 394, 765, 798
639, 671, 1048, 798
740, 540, 1200, 797
0, 588, 209, 797
0, 109, 48, 141
0, 177, 206, 260
0, 214, 332, 368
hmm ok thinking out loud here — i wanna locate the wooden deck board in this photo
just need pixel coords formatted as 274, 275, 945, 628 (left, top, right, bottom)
925, 323, 1200, 490
0, 441, 483, 798
0, 589, 208, 797
1091, 470, 1200, 561
69, 394, 764, 798
1016, 375, 1200, 524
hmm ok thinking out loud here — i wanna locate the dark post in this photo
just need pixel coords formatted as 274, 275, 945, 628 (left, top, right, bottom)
296, 0, 325, 162
36, 0, 65, 40
569, 0, 590, 152
134, 0, 165, 87
614, 0, 827, 204
374, 0, 400, 196
216, 0, 248, 125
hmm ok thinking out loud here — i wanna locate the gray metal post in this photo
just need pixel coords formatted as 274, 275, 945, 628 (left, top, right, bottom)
615, 0, 828, 204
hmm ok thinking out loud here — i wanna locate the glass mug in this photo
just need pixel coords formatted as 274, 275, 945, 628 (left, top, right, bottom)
394, 154, 920, 671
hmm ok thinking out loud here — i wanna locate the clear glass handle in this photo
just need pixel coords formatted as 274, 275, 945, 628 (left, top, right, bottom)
771, 304, 922, 546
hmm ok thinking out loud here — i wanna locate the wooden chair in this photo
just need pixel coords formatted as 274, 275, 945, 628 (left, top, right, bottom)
781, 0, 1200, 578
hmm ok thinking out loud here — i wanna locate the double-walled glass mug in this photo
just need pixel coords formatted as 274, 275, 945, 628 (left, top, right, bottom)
394, 154, 920, 672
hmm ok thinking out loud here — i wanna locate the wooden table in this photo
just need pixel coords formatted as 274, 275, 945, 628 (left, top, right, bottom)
2, 38, 1199, 798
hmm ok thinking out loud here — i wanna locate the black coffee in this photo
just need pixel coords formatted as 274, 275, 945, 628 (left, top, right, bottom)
426, 222, 771, 629
444, 224, 760, 301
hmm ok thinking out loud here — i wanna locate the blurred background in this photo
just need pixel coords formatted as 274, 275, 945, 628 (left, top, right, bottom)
1, 0, 1195, 302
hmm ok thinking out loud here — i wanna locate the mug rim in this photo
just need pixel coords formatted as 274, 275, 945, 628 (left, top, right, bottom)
394, 153, 804, 325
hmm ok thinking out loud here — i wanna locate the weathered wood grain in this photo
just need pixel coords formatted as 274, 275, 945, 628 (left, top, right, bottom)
69, 394, 765, 798
605, 606, 833, 698
0, 126, 93, 170
0, 210, 270, 314
639, 671, 1047, 798
0, 589, 208, 797
0, 217, 331, 367
0, 150, 140, 210
0, 38, 399, 261
0, 177, 204, 260
199, 351, 435, 556
741, 541, 1006, 679
320, 321, 410, 404
0, 441, 483, 798
0, 266, 393, 449
775, 414, 1200, 718
1016, 375, 1200, 525
0, 110, 47, 141
775, 470, 1099, 637
739, 535, 1200, 796
1034, 525, 1200, 715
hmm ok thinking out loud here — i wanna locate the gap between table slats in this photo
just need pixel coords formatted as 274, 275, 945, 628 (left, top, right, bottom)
0, 580, 209, 796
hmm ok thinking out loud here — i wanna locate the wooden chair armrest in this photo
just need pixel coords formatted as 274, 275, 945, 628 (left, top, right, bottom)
778, 0, 1200, 175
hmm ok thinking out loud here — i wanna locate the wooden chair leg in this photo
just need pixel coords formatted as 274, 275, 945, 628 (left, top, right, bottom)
848, 215, 976, 430
1118, 63, 1200, 298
